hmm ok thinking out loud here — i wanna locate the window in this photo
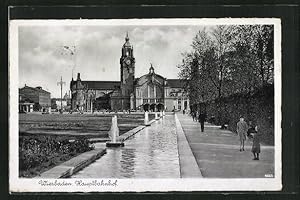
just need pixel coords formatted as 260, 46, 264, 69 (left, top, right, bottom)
157, 98, 163, 103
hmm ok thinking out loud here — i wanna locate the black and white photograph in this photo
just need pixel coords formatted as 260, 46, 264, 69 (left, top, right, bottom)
9, 18, 282, 192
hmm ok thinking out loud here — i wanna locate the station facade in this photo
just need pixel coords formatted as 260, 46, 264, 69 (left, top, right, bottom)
70, 33, 189, 112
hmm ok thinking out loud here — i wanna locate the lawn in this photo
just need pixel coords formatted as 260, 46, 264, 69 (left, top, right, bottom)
19, 113, 154, 138
19, 113, 154, 177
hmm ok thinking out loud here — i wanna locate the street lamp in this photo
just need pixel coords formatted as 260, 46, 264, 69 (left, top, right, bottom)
61, 45, 76, 79
57, 76, 66, 114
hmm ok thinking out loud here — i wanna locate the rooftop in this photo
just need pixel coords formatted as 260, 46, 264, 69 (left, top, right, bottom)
166, 79, 185, 88
19, 85, 51, 94
81, 81, 121, 90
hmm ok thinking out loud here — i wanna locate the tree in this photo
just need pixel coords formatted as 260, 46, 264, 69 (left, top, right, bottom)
178, 25, 274, 103
229, 25, 274, 92
178, 52, 199, 105
178, 29, 218, 104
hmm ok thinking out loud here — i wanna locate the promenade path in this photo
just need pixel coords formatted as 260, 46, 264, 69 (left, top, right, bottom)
176, 113, 275, 178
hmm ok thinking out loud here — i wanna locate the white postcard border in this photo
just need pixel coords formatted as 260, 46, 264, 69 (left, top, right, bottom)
9, 18, 282, 192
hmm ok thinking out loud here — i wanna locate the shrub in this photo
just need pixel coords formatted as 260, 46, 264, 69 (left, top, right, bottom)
19, 135, 94, 173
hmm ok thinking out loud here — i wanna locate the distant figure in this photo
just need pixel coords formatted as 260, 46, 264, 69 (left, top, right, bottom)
198, 112, 207, 132
221, 124, 228, 130
192, 111, 197, 121
251, 126, 262, 160
236, 116, 248, 151
183, 109, 185, 114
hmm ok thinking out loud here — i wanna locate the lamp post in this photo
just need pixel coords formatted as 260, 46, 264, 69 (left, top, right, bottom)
61, 45, 76, 78
57, 76, 65, 114
60, 45, 76, 111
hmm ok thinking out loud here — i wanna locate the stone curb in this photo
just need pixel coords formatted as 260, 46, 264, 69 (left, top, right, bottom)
148, 119, 156, 125
175, 114, 203, 178
88, 138, 110, 143
36, 148, 106, 179
117, 119, 157, 142
118, 125, 146, 142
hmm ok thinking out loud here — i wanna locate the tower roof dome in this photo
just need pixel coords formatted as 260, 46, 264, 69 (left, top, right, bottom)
149, 63, 155, 74
123, 32, 131, 48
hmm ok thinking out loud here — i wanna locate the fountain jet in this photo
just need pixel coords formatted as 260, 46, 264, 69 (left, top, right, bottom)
155, 112, 159, 120
144, 111, 150, 126
106, 115, 124, 147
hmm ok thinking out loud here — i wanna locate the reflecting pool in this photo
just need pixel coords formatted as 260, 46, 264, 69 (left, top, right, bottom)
72, 115, 180, 178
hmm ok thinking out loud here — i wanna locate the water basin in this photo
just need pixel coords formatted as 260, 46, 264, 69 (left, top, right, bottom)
72, 115, 180, 178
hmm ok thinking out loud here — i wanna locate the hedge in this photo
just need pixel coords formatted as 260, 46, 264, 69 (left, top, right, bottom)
206, 84, 274, 145
19, 135, 95, 177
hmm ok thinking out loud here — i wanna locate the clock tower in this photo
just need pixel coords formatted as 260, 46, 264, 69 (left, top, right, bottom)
120, 32, 135, 98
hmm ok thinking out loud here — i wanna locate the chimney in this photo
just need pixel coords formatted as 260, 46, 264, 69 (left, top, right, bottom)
77, 73, 81, 81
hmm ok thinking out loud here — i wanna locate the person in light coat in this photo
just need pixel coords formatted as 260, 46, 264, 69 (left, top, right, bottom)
236, 116, 248, 151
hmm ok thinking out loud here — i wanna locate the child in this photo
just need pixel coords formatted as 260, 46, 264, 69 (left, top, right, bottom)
251, 126, 261, 160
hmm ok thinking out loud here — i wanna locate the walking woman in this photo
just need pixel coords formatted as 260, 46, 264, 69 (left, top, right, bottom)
236, 116, 248, 151
251, 125, 262, 160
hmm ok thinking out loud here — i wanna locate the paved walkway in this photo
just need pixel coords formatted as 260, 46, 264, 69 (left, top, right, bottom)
176, 113, 274, 178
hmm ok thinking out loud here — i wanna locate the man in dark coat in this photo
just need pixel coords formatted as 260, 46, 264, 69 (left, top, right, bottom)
198, 112, 207, 132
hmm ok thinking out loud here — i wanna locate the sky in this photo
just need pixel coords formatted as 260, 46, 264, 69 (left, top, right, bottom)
18, 25, 203, 98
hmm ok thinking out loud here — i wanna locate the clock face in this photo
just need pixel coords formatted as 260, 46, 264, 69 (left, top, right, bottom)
125, 59, 131, 65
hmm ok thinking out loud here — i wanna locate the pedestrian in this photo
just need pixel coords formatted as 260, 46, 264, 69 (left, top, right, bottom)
251, 125, 262, 160
198, 112, 207, 132
192, 111, 196, 121
236, 116, 248, 151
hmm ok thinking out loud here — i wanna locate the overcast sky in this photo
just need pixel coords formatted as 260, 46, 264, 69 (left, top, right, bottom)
19, 25, 204, 98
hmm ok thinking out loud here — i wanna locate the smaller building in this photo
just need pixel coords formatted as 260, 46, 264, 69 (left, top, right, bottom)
51, 98, 67, 110
19, 85, 51, 112
19, 94, 34, 113
51, 92, 71, 111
